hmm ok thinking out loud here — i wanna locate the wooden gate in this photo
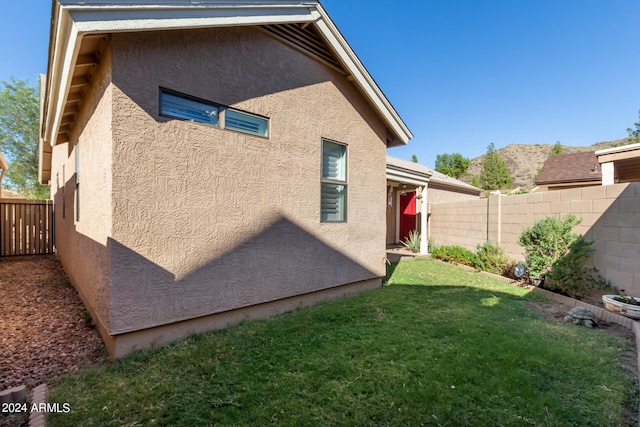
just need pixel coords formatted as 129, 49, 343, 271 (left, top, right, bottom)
0, 200, 54, 256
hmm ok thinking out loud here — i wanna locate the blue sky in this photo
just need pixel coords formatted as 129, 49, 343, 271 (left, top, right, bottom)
2, 1, 639, 168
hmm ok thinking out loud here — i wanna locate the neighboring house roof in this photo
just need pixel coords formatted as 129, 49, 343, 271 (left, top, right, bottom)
428, 168, 482, 193
535, 151, 601, 185
39, 0, 413, 184
386, 156, 482, 193
386, 155, 432, 186
596, 142, 640, 183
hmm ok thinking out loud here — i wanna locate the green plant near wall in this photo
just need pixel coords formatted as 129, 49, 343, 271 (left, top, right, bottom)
401, 230, 421, 252
474, 241, 512, 276
547, 237, 609, 298
431, 245, 478, 267
518, 214, 581, 278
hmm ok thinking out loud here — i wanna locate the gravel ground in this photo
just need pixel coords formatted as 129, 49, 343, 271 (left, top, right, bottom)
0, 255, 107, 427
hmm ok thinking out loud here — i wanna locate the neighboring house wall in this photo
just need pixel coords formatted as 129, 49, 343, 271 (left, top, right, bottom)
429, 183, 480, 203
429, 182, 640, 294
51, 26, 388, 356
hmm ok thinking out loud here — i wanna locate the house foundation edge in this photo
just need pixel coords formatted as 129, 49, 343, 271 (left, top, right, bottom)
59, 252, 381, 359
111, 277, 381, 359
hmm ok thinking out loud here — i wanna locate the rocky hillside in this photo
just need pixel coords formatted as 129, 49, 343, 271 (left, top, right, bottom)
461, 139, 633, 189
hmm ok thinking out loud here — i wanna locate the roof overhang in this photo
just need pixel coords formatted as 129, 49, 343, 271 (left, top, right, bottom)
39, 0, 413, 184
386, 164, 431, 187
595, 142, 640, 163
595, 142, 640, 183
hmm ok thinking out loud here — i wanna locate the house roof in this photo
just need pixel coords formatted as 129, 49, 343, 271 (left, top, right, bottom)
428, 168, 482, 193
386, 156, 481, 193
596, 142, 640, 183
39, 0, 413, 184
535, 151, 601, 185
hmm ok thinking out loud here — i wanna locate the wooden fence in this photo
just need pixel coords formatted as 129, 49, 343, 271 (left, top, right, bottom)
0, 199, 54, 256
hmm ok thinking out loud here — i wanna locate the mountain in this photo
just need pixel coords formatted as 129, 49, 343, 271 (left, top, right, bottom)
460, 139, 634, 189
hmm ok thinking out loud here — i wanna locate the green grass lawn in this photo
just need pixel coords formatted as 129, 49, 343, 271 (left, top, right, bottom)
48, 258, 637, 426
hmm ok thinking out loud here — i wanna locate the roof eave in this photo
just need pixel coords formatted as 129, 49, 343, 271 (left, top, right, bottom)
40, 1, 413, 183
386, 164, 431, 187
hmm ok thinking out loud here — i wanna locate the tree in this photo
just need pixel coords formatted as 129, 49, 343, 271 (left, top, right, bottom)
411, 154, 418, 163
478, 143, 512, 190
549, 141, 564, 156
0, 78, 48, 199
434, 152, 470, 178
627, 109, 640, 144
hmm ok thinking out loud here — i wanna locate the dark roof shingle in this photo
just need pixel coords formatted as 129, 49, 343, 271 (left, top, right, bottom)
535, 151, 601, 185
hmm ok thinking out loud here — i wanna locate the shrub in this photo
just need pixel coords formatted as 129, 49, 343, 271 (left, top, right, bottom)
474, 241, 511, 276
431, 245, 478, 267
401, 231, 421, 252
518, 214, 580, 278
546, 237, 609, 298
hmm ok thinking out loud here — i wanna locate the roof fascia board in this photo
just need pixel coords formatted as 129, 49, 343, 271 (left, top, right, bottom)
387, 163, 432, 179
314, 5, 412, 144
536, 178, 601, 185
386, 168, 430, 187
429, 181, 481, 194
43, 6, 80, 147
595, 142, 640, 156
69, 5, 316, 33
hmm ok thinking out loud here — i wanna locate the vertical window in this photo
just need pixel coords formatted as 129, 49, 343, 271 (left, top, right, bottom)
75, 143, 80, 222
321, 139, 347, 222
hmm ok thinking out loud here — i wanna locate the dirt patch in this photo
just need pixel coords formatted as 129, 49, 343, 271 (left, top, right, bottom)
0, 255, 108, 426
525, 298, 639, 427
525, 299, 635, 340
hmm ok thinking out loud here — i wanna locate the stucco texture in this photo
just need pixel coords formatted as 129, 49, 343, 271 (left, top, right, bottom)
50, 45, 113, 341
100, 26, 388, 335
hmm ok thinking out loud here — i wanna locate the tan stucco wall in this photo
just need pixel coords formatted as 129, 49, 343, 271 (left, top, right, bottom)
49, 44, 114, 345
103, 26, 387, 339
430, 183, 640, 294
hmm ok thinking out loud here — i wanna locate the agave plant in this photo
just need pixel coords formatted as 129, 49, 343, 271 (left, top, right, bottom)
401, 230, 421, 252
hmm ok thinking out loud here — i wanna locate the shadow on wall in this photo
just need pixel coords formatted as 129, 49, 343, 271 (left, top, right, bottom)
581, 184, 640, 291
60, 213, 379, 340
428, 183, 640, 292
111, 26, 388, 149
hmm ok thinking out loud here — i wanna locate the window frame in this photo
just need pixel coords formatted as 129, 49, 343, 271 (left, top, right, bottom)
320, 138, 348, 223
159, 88, 269, 138
75, 142, 80, 222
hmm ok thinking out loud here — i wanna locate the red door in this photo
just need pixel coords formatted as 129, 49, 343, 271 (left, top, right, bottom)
399, 192, 417, 243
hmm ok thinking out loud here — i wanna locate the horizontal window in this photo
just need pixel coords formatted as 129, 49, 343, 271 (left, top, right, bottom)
160, 91, 219, 126
225, 109, 268, 137
160, 89, 268, 137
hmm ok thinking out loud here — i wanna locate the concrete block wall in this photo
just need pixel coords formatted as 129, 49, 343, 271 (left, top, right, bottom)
429, 182, 640, 294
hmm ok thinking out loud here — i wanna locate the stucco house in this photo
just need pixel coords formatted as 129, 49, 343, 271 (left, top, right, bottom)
38, 0, 412, 357
385, 156, 481, 253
